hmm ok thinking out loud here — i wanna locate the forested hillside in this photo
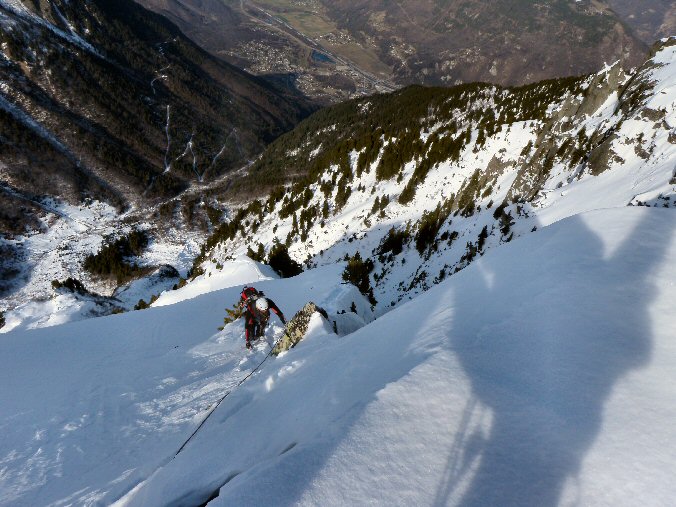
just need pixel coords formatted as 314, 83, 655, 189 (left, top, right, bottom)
0, 0, 312, 235
194, 38, 675, 309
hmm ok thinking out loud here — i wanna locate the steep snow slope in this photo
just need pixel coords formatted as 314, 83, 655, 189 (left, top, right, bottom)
0, 261, 369, 506
121, 207, 676, 507
2, 207, 674, 506
1, 33, 675, 507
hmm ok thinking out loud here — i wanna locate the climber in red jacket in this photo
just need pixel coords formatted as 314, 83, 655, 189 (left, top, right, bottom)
239, 287, 286, 349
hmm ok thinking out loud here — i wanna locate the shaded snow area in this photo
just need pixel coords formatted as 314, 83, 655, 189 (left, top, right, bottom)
2, 207, 675, 506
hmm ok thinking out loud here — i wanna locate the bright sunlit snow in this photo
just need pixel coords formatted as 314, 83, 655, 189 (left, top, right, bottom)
152, 256, 279, 307
1, 208, 675, 506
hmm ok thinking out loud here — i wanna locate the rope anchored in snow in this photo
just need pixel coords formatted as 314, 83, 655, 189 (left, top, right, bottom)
172, 337, 281, 458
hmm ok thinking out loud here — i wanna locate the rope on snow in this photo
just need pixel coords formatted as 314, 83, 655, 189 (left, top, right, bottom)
172, 336, 281, 458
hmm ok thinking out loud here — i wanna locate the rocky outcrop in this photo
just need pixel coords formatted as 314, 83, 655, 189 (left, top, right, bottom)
272, 302, 331, 356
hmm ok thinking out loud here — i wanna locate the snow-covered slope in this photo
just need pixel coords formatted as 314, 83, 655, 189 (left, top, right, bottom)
1, 206, 674, 506
152, 256, 279, 307
0, 198, 204, 333
0, 262, 370, 506
197, 38, 676, 312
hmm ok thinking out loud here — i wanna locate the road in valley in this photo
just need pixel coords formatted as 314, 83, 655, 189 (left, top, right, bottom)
239, 0, 398, 95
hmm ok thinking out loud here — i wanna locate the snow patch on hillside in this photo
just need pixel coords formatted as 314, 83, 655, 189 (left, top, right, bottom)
0, 199, 207, 332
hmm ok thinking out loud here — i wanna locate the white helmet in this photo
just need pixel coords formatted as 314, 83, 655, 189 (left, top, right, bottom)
255, 297, 269, 312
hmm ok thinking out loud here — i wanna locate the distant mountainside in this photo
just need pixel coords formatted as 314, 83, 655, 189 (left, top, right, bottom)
135, 0, 386, 104
0, 0, 312, 236
606, 0, 676, 44
323, 0, 648, 86
137, 0, 649, 102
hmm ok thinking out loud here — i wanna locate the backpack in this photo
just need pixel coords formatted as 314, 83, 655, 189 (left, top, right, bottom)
239, 286, 263, 308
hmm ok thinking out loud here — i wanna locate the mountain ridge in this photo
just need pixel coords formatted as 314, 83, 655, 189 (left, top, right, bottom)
190, 37, 675, 310
1, 37, 674, 333
0, 0, 313, 236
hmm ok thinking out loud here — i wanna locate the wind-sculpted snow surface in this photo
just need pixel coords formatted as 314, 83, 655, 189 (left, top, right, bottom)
117, 208, 676, 507
3, 208, 672, 506
0, 264, 369, 506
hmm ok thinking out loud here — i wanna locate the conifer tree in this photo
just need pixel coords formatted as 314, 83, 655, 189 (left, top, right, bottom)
268, 242, 303, 278
342, 252, 377, 306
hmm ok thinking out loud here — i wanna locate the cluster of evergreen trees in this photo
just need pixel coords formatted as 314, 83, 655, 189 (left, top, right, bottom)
226, 74, 585, 235
190, 72, 591, 301
245, 240, 302, 278
83, 230, 149, 283
376, 227, 411, 264
51, 278, 89, 295
191, 205, 257, 274
492, 202, 515, 238
342, 252, 377, 306
268, 242, 303, 278
415, 201, 454, 256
